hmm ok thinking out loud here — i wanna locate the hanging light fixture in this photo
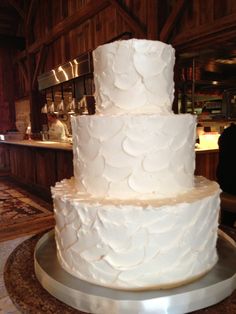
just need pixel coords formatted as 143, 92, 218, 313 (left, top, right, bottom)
68, 80, 76, 114
48, 87, 55, 112
41, 90, 48, 113
41, 103, 48, 114
58, 83, 65, 112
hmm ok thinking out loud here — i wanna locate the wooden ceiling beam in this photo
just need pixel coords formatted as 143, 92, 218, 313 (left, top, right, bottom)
27, 0, 110, 55
173, 13, 236, 51
32, 45, 47, 88
160, 0, 187, 42
25, 0, 39, 32
146, 0, 158, 39
18, 59, 28, 84
7, 0, 25, 19
108, 0, 146, 37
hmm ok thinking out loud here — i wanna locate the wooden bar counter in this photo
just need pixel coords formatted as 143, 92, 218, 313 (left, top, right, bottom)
0, 140, 219, 203
195, 147, 219, 181
0, 140, 73, 202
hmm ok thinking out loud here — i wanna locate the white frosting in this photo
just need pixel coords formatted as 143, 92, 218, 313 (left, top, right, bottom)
71, 113, 196, 199
52, 176, 220, 289
52, 38, 220, 290
93, 39, 175, 115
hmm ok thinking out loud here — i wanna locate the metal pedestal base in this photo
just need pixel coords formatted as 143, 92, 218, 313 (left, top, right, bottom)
34, 230, 236, 314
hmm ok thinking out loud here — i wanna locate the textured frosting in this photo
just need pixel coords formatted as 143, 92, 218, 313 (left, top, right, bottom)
71, 113, 196, 199
52, 176, 220, 290
52, 38, 220, 291
93, 39, 175, 115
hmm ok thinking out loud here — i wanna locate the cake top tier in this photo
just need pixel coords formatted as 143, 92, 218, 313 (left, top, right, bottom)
93, 39, 175, 115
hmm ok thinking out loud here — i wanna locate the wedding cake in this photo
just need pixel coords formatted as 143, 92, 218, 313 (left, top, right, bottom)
52, 39, 220, 290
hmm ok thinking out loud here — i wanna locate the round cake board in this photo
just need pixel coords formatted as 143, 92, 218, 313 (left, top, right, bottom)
34, 230, 236, 314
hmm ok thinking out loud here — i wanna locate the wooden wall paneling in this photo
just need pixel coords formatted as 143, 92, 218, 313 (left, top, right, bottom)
160, 0, 187, 42
60, 35, 67, 64
0, 48, 16, 131
170, 0, 236, 50
76, 30, 86, 56
82, 21, 93, 53
88, 19, 96, 51
109, 0, 146, 37
146, 0, 158, 39
64, 32, 72, 62
43, 45, 54, 73
175, 0, 197, 35
95, 10, 108, 46
134, 0, 147, 27
28, 0, 110, 55
53, 37, 63, 67
214, 0, 232, 19
199, 0, 214, 25
67, 0, 81, 15
79, 24, 88, 53
68, 27, 78, 60
115, 8, 131, 39
0, 50, 9, 131
53, 0, 64, 26
104, 5, 118, 41
173, 11, 236, 50
94, 13, 103, 47
230, 0, 236, 12
99, 7, 110, 42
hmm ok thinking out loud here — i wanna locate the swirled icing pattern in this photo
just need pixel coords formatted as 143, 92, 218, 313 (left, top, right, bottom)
52, 39, 221, 290
93, 39, 175, 114
71, 114, 196, 199
52, 176, 220, 289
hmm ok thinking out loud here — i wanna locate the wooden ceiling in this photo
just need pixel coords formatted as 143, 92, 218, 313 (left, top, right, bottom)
0, 0, 26, 49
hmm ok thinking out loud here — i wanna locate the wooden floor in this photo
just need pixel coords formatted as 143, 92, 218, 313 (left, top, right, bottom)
0, 176, 55, 242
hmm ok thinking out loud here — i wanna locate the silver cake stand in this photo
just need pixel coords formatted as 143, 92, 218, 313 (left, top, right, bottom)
34, 230, 236, 314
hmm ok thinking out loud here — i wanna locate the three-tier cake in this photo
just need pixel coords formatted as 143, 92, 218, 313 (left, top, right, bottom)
52, 39, 220, 290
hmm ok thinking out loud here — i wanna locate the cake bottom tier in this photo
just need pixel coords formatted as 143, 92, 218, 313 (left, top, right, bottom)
52, 176, 221, 290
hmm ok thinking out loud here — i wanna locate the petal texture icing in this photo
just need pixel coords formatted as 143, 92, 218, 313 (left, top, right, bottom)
52, 176, 220, 290
93, 39, 175, 114
71, 114, 196, 199
52, 39, 221, 291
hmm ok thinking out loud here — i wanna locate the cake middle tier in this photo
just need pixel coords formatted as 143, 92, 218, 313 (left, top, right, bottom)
71, 114, 196, 199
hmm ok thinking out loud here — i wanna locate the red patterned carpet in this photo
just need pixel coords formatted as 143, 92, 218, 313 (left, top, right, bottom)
0, 177, 55, 242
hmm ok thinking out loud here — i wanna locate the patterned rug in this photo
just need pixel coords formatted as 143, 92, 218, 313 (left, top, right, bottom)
0, 178, 55, 242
